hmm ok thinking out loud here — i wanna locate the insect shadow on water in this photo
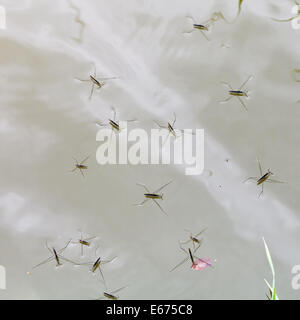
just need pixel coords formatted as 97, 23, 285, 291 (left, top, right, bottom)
271, 0, 300, 23
170, 243, 213, 272
219, 75, 253, 111
293, 69, 300, 102
154, 112, 195, 147
33, 240, 75, 269
95, 106, 137, 143
293, 69, 300, 82
71, 230, 97, 256
134, 180, 173, 215
243, 158, 284, 198
75, 67, 117, 100
180, 228, 207, 250
96, 286, 127, 300
68, 0, 86, 43
70, 155, 90, 177
76, 247, 116, 288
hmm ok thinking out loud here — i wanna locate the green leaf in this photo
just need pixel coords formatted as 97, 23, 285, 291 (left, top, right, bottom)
263, 237, 279, 300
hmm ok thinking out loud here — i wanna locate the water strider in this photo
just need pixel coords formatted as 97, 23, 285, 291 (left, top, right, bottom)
183, 12, 229, 41
154, 113, 195, 146
78, 247, 116, 287
180, 228, 207, 250
75, 67, 117, 100
33, 240, 75, 269
170, 243, 212, 272
183, 16, 210, 41
71, 231, 96, 256
220, 75, 253, 111
96, 286, 127, 300
70, 155, 89, 177
96, 106, 137, 135
244, 158, 284, 198
134, 180, 173, 215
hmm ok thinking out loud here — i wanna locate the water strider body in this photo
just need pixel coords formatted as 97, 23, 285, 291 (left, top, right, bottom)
193, 24, 208, 31
134, 180, 173, 215
70, 155, 90, 177
97, 286, 127, 300
144, 193, 163, 200
244, 158, 284, 197
108, 118, 120, 131
220, 75, 253, 111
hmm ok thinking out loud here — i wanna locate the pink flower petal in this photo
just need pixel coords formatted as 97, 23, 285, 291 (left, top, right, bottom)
192, 258, 212, 270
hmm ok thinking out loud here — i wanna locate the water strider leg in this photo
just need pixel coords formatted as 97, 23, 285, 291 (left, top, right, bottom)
265, 179, 285, 184
136, 183, 150, 193
237, 96, 248, 111
89, 83, 95, 100
238, 75, 253, 91
219, 95, 233, 104
243, 177, 258, 183
172, 112, 177, 127
201, 30, 210, 41
153, 180, 173, 193
221, 81, 233, 90
257, 158, 263, 176
153, 199, 167, 215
